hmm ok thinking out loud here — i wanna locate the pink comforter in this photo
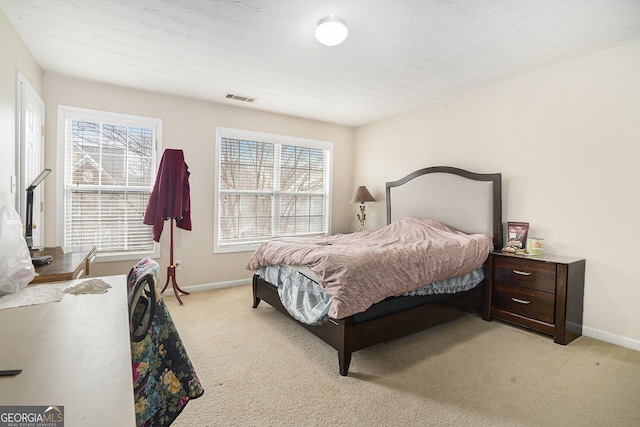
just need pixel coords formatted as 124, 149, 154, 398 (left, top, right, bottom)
246, 217, 493, 319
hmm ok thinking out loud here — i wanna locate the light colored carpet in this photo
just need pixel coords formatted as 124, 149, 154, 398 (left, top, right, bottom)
164, 285, 640, 427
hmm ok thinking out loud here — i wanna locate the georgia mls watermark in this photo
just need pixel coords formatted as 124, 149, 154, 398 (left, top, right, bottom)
0, 406, 64, 427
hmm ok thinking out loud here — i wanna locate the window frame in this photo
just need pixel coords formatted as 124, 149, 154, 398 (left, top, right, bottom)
56, 105, 162, 262
214, 127, 333, 254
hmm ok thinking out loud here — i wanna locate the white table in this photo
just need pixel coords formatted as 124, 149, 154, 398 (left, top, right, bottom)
0, 275, 136, 426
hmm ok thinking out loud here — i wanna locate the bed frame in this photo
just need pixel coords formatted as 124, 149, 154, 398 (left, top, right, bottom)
252, 166, 502, 375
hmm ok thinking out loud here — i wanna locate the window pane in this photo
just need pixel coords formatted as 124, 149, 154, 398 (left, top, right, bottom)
309, 196, 324, 215
309, 216, 324, 233
67, 190, 154, 252
127, 155, 153, 187
296, 197, 310, 216
219, 193, 272, 239
280, 145, 325, 192
279, 195, 324, 235
71, 121, 101, 185
220, 138, 274, 190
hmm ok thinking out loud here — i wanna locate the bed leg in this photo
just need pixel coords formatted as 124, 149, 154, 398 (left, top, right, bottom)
251, 274, 261, 308
338, 350, 352, 376
337, 318, 354, 376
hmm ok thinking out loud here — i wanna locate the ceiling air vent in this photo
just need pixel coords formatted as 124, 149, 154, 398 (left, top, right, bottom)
225, 93, 256, 103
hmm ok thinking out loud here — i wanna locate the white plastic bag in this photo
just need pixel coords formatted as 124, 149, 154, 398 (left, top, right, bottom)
0, 205, 36, 295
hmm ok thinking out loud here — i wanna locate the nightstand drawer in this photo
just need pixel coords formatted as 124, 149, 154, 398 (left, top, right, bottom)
492, 282, 555, 324
494, 256, 556, 292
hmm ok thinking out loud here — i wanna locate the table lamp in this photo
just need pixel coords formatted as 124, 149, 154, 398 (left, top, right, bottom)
25, 168, 51, 250
351, 186, 375, 231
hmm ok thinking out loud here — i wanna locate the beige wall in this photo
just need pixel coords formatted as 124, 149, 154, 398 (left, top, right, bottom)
354, 40, 640, 348
0, 10, 43, 209
43, 73, 355, 286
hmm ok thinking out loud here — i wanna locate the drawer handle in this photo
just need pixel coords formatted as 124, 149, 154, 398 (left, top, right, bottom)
512, 270, 532, 276
512, 298, 531, 305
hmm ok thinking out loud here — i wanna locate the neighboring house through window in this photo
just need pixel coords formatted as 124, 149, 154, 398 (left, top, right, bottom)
57, 105, 162, 261
214, 127, 333, 253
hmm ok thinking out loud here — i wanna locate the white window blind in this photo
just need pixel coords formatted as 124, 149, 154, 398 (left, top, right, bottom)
58, 106, 161, 261
214, 127, 332, 253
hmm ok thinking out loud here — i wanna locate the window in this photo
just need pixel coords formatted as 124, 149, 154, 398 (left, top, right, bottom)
214, 127, 332, 253
58, 105, 162, 261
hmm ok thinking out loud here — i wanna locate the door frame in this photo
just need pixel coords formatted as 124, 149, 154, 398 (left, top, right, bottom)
16, 73, 46, 247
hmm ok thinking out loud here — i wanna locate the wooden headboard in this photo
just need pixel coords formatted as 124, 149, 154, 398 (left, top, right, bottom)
386, 166, 503, 250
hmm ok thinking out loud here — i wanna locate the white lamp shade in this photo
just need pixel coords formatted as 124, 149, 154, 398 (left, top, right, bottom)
315, 16, 348, 46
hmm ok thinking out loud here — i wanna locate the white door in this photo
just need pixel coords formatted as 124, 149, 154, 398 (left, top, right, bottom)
17, 74, 46, 248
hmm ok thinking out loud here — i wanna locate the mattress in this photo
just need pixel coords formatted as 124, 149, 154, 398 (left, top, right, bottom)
257, 264, 485, 325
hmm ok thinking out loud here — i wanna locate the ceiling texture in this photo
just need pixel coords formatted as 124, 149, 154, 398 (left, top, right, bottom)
2, 0, 640, 127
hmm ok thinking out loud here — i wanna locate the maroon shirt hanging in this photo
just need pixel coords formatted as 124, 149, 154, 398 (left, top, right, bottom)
144, 149, 192, 242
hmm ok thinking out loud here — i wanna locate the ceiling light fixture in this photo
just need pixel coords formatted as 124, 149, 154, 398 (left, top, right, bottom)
315, 15, 348, 46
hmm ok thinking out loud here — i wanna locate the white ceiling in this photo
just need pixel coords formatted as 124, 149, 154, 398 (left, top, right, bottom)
2, 0, 640, 127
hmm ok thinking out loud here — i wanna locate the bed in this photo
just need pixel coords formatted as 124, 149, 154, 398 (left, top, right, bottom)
250, 166, 502, 376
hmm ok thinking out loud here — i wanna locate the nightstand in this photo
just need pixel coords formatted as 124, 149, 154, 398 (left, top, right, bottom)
483, 251, 585, 344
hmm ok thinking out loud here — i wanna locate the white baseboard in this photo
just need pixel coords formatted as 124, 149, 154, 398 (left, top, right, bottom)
583, 326, 640, 352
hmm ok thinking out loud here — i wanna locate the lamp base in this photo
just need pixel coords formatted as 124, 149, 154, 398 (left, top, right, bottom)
356, 203, 367, 232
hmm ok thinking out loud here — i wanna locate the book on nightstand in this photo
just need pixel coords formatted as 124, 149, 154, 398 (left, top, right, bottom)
502, 221, 529, 254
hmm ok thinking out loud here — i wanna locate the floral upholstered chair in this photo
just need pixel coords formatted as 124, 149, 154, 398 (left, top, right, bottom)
127, 257, 204, 426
